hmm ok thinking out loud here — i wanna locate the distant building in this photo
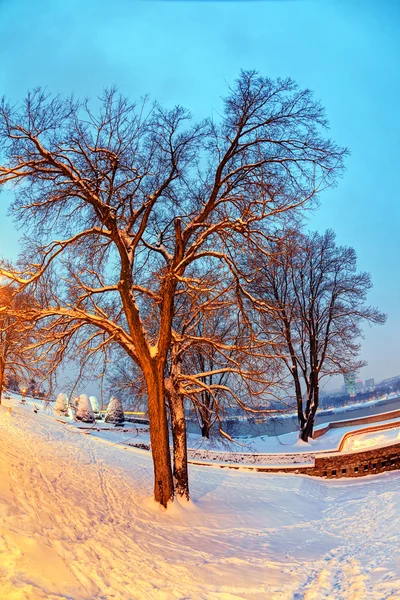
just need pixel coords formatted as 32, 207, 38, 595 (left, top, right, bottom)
365, 378, 375, 390
344, 372, 356, 397
379, 375, 400, 386
356, 380, 364, 393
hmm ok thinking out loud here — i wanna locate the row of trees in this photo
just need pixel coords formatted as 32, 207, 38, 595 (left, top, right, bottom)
0, 72, 385, 506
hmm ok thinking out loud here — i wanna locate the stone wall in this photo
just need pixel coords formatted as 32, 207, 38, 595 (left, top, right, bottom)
311, 441, 400, 479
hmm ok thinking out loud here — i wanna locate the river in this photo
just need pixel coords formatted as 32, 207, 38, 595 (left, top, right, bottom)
188, 395, 400, 438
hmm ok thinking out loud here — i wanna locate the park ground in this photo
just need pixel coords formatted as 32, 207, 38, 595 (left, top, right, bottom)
1, 398, 400, 599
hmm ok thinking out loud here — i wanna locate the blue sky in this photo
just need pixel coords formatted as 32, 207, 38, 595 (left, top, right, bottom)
0, 0, 399, 387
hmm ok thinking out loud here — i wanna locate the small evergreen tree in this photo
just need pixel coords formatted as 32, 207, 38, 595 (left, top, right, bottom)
89, 395, 100, 415
54, 393, 69, 416
105, 396, 125, 424
75, 394, 95, 423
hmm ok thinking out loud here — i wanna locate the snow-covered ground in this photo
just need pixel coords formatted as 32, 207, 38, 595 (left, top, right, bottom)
7, 393, 400, 467
1, 397, 400, 599
188, 415, 400, 454
342, 427, 400, 452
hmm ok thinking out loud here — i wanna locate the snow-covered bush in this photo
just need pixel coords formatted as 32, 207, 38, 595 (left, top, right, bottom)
89, 395, 100, 416
54, 393, 69, 416
104, 396, 125, 424
75, 394, 95, 423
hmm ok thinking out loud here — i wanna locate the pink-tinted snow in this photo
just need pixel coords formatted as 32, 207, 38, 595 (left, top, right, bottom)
1, 399, 400, 599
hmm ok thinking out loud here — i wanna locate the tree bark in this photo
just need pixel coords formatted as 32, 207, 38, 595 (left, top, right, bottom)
291, 364, 305, 430
198, 389, 214, 439
300, 412, 314, 441
169, 392, 189, 500
145, 365, 174, 507
0, 358, 4, 405
280, 312, 305, 432
300, 371, 319, 442
201, 420, 210, 439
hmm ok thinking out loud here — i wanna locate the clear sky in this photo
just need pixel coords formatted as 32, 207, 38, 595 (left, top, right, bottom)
0, 0, 399, 388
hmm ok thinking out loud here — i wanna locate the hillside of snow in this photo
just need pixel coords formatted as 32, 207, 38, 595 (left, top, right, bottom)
1, 400, 400, 599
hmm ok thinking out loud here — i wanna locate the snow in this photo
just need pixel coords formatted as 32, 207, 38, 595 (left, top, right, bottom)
185, 414, 400, 465
1, 396, 400, 599
54, 392, 69, 416
104, 396, 125, 424
75, 394, 95, 423
89, 395, 100, 415
12, 391, 400, 466
343, 427, 400, 451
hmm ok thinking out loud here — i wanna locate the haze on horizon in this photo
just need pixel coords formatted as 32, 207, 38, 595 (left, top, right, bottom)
0, 0, 399, 389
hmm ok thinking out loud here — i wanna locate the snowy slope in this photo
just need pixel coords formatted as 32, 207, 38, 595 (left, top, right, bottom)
1, 401, 400, 599
9, 392, 400, 457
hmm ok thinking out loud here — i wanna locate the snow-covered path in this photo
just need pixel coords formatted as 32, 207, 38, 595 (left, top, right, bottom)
1, 403, 400, 599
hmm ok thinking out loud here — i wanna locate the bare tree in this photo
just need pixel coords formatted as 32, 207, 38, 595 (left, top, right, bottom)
253, 229, 386, 441
106, 270, 286, 500
165, 272, 284, 497
170, 275, 283, 430
106, 351, 147, 411
183, 309, 236, 440
0, 72, 346, 505
0, 286, 44, 403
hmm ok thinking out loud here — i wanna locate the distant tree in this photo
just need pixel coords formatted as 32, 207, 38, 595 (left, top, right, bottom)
105, 396, 125, 424
69, 396, 79, 417
6, 374, 20, 393
254, 229, 386, 441
27, 378, 38, 396
54, 392, 69, 416
89, 395, 101, 417
169, 280, 281, 433
105, 350, 147, 411
75, 394, 95, 423
0, 73, 346, 505
0, 286, 43, 404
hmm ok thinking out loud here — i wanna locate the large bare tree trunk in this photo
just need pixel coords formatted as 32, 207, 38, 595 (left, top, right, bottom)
145, 365, 174, 507
198, 390, 214, 438
300, 371, 319, 442
169, 392, 189, 500
0, 77, 348, 510
201, 418, 211, 439
165, 347, 190, 500
300, 413, 314, 442
0, 358, 4, 405
291, 364, 305, 431
280, 314, 305, 433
